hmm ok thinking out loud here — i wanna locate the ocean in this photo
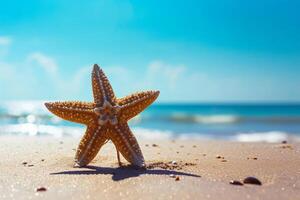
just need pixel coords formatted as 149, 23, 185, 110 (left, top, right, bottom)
1, 101, 300, 142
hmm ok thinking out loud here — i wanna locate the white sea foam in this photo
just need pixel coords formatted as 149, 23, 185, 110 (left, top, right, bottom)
0, 123, 84, 138
133, 127, 174, 140
0, 123, 299, 143
193, 115, 239, 124
171, 113, 239, 124
132, 127, 214, 141
235, 131, 289, 143
132, 128, 300, 143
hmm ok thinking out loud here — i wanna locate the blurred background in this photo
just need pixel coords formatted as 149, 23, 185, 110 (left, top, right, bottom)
1, 0, 300, 142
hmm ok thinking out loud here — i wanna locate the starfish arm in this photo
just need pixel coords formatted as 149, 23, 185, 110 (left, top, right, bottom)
92, 64, 116, 105
75, 123, 108, 167
108, 123, 145, 167
118, 90, 160, 122
44, 101, 95, 125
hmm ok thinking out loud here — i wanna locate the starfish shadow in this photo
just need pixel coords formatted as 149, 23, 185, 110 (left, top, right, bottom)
50, 165, 201, 181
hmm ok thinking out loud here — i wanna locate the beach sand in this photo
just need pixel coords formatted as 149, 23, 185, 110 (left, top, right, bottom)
0, 136, 299, 200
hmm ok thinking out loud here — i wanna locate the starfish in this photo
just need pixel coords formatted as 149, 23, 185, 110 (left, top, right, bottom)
45, 64, 159, 168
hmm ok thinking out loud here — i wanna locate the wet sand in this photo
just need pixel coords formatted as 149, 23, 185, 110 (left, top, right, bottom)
0, 136, 299, 200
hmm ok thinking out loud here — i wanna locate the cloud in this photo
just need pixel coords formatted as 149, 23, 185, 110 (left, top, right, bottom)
27, 52, 58, 74
0, 36, 199, 101
146, 61, 186, 90
0, 49, 92, 100
0, 62, 15, 79
0, 36, 12, 46
0, 45, 200, 102
0, 36, 12, 57
55, 65, 91, 99
101, 61, 189, 93
97, 60, 204, 102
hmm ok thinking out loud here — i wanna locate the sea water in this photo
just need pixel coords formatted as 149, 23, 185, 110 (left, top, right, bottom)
1, 101, 300, 142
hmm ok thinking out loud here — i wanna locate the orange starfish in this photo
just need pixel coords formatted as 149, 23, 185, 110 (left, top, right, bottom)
45, 64, 159, 168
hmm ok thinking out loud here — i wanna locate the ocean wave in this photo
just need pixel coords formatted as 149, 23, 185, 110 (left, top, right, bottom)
133, 127, 174, 140
167, 114, 300, 124
234, 131, 300, 143
3, 113, 300, 125
0, 124, 174, 139
1, 124, 299, 143
170, 114, 239, 124
136, 129, 300, 142
0, 123, 84, 137
0, 124, 212, 140
2, 101, 300, 125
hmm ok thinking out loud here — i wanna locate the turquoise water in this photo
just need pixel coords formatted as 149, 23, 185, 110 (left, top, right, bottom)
1, 101, 300, 142
139, 104, 300, 140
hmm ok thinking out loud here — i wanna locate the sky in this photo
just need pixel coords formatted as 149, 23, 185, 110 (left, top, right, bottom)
0, 0, 300, 103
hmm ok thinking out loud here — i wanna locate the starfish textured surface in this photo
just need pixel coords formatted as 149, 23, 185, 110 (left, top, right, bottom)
45, 64, 159, 167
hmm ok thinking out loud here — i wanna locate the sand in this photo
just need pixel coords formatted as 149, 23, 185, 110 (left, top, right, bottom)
0, 136, 299, 200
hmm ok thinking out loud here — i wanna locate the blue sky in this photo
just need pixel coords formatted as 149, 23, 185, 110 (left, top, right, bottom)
0, 0, 300, 102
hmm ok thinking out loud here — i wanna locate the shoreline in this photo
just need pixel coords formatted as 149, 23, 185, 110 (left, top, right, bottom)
0, 136, 299, 199
1, 124, 300, 143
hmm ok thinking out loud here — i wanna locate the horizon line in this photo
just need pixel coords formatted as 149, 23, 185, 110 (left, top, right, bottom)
1, 100, 300, 105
